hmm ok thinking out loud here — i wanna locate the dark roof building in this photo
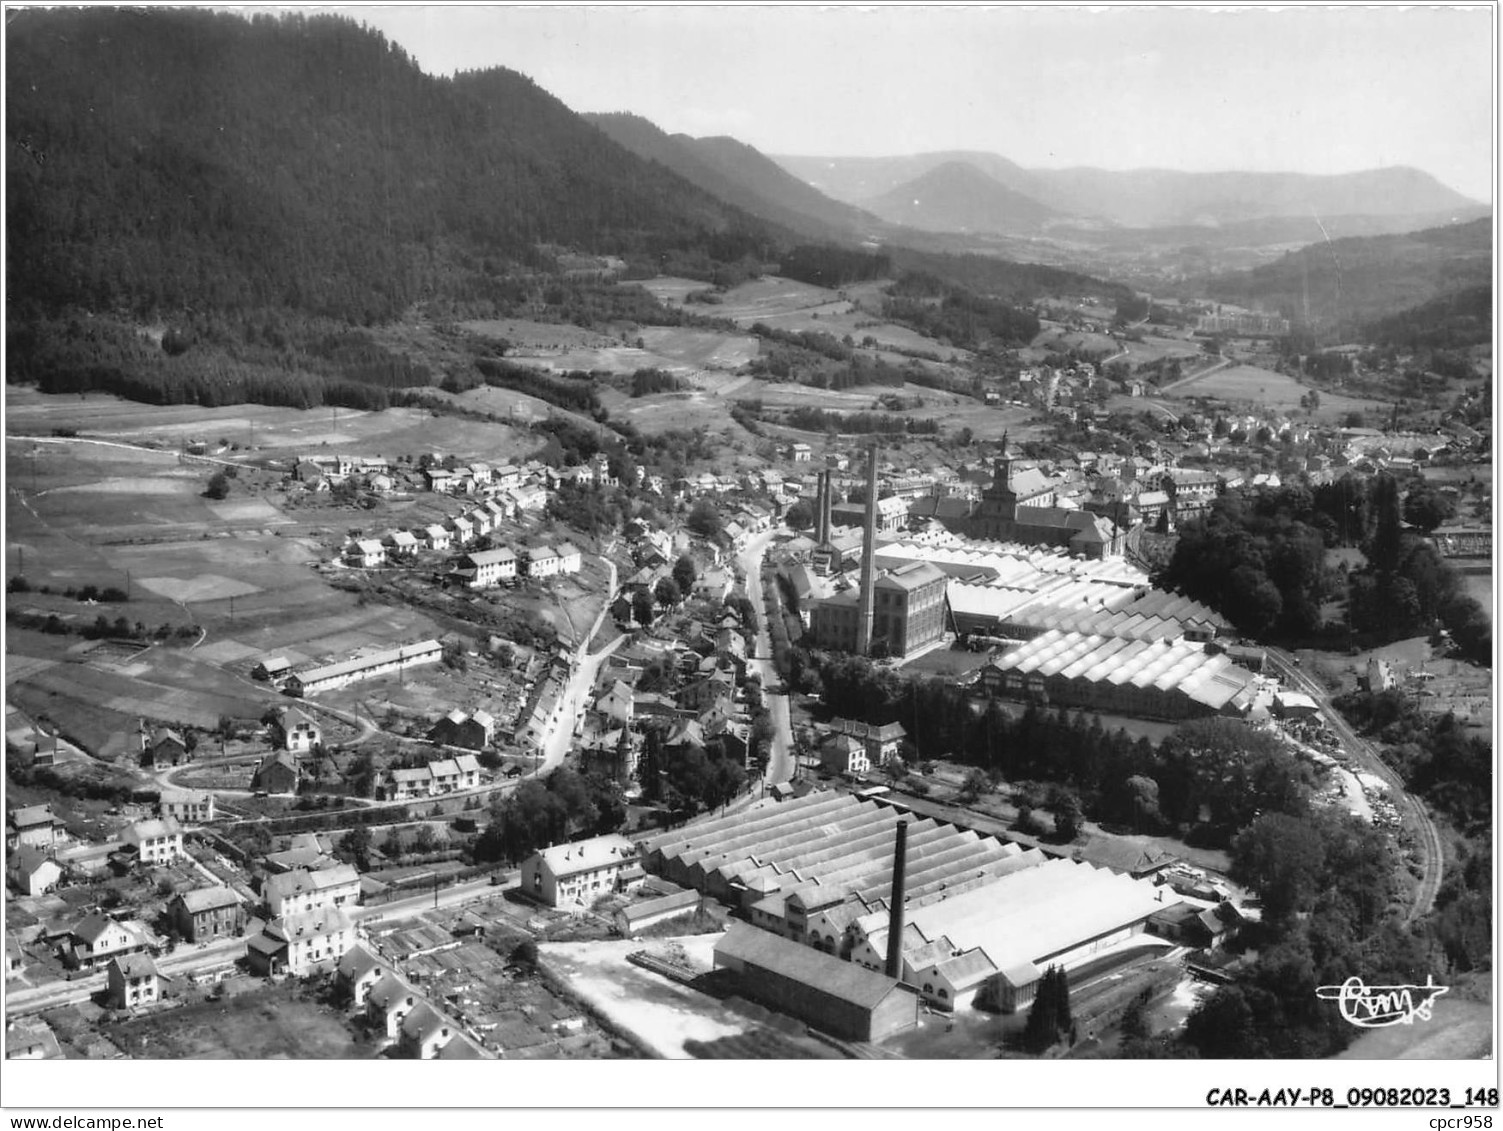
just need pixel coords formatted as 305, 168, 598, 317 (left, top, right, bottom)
714, 922, 920, 1043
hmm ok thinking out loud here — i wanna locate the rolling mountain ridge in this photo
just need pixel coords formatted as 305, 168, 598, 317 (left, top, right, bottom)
861, 160, 1059, 235
775, 151, 1482, 231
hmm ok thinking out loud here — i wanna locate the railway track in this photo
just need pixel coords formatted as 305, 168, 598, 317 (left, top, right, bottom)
1265, 648, 1444, 923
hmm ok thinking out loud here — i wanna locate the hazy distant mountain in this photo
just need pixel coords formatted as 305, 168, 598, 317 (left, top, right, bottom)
862, 161, 1058, 235
585, 112, 879, 242
1199, 218, 1492, 330
775, 151, 1045, 210
774, 152, 1480, 230
1030, 165, 1481, 227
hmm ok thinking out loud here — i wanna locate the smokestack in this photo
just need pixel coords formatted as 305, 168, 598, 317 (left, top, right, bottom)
856, 443, 879, 655
885, 819, 908, 980
815, 470, 828, 545
821, 470, 832, 544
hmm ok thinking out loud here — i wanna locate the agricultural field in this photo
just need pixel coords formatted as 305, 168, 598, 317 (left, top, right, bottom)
1161, 361, 1391, 423
5, 431, 460, 753
6, 387, 543, 464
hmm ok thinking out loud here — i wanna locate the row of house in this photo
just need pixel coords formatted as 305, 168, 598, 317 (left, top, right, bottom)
337, 946, 487, 1058
372, 754, 483, 801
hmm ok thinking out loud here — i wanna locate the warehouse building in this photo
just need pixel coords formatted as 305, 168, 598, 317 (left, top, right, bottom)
284, 640, 443, 696
713, 923, 920, 1042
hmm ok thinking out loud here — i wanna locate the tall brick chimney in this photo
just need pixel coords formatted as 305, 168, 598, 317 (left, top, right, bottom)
856, 443, 879, 655
884, 819, 909, 980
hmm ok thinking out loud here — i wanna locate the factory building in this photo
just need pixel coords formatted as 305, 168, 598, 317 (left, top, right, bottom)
981, 629, 1259, 719
808, 445, 950, 658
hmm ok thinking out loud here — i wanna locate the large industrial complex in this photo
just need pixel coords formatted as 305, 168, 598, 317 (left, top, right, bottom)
648, 790, 1187, 1027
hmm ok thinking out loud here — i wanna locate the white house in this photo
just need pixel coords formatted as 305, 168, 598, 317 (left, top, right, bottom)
122, 818, 184, 865
459, 548, 517, 588
520, 834, 641, 908
523, 545, 562, 578
346, 540, 387, 568
263, 863, 361, 918
554, 542, 583, 574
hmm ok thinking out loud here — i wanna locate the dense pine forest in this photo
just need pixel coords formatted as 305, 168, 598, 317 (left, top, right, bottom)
5, 8, 784, 405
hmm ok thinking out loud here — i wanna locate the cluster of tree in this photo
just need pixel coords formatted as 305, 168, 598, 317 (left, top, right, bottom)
777, 244, 890, 288
1157, 475, 1488, 659
1156, 488, 1336, 637
637, 728, 746, 819
886, 247, 1130, 307
802, 650, 1313, 848
1022, 967, 1075, 1052
1299, 351, 1354, 382
1114, 294, 1151, 323
763, 404, 938, 436
8, 606, 199, 644
1183, 805, 1422, 1059
629, 368, 685, 396
882, 287, 1039, 352
474, 357, 603, 415
1333, 690, 1491, 833
1360, 284, 1492, 352
6, 578, 130, 603
473, 767, 625, 864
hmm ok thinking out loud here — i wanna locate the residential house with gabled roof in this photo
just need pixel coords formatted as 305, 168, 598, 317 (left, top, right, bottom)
383, 529, 420, 559
335, 945, 387, 1009
8, 846, 62, 897
122, 817, 184, 865
554, 542, 583, 574
271, 706, 321, 753
247, 907, 354, 977
159, 788, 216, 824
429, 708, 496, 751
345, 539, 387, 568
105, 953, 162, 1011
521, 834, 642, 908
366, 972, 420, 1037
140, 727, 189, 771
263, 863, 360, 918
447, 516, 475, 545
170, 886, 244, 942
457, 548, 517, 588
67, 912, 143, 968
522, 544, 562, 578
251, 752, 300, 795
420, 524, 452, 552
252, 656, 293, 683
5, 1018, 63, 1060
398, 1000, 460, 1059
7, 804, 63, 851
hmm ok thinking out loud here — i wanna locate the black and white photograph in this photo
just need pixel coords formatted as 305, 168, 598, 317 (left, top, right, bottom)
2, 2, 1494, 1123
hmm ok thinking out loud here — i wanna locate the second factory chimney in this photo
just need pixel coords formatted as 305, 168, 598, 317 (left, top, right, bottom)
856, 443, 879, 655
884, 818, 909, 980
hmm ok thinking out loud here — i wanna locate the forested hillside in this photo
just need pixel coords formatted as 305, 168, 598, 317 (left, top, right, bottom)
6, 9, 779, 328
584, 112, 877, 242
1198, 219, 1492, 334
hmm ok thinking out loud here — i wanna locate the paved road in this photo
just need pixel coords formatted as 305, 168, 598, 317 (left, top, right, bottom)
537, 554, 621, 778
1264, 646, 1443, 923
736, 530, 794, 785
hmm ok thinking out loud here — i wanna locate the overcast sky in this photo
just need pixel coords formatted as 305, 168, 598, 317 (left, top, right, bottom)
300, 5, 1492, 201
